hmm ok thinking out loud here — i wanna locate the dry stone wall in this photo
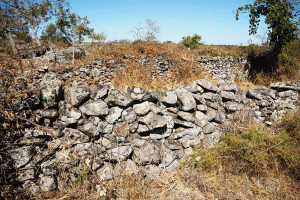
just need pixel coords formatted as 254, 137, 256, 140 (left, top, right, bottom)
3, 70, 300, 193
42, 54, 249, 87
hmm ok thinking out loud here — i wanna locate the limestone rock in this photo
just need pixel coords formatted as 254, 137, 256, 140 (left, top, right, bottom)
8, 146, 35, 169
151, 89, 178, 105
203, 122, 216, 134
197, 79, 220, 93
194, 111, 209, 127
40, 77, 62, 109
144, 165, 162, 178
97, 121, 114, 134
90, 84, 109, 100
97, 162, 114, 181
175, 87, 196, 111
34, 109, 58, 119
17, 169, 35, 182
170, 127, 202, 140
220, 91, 235, 101
177, 111, 195, 122
106, 107, 123, 123
271, 81, 300, 91
105, 87, 133, 107
78, 99, 109, 116
39, 175, 56, 191
105, 146, 133, 162
133, 139, 163, 165
183, 80, 204, 93
78, 120, 97, 136
62, 128, 89, 144
133, 101, 151, 116
139, 112, 168, 130
59, 101, 82, 124
64, 87, 91, 106
126, 86, 157, 101
161, 148, 184, 167
121, 107, 137, 124
218, 81, 239, 93
41, 159, 58, 176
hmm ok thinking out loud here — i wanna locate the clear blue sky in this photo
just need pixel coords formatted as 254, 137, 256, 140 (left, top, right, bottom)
67, 0, 268, 45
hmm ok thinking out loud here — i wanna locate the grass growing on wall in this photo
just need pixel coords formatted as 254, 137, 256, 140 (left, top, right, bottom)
180, 110, 300, 199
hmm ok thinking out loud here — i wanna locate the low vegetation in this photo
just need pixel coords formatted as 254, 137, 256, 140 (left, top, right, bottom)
180, 109, 300, 199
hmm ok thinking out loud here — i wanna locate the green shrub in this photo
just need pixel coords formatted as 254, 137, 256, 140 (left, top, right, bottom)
276, 39, 300, 80
180, 34, 202, 49
15, 31, 32, 43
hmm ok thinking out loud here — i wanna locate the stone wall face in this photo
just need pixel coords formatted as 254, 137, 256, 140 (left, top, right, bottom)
195, 56, 249, 81
3, 72, 300, 193
45, 55, 249, 87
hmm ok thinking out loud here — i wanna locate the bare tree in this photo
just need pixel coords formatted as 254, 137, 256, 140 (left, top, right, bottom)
145, 19, 160, 41
130, 22, 145, 41
130, 19, 160, 41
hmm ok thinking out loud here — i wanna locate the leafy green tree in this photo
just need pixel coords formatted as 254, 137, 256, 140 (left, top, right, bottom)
73, 16, 93, 44
22, 0, 53, 46
89, 31, 106, 46
15, 30, 32, 43
235, 0, 299, 52
0, 0, 28, 54
180, 34, 202, 49
40, 23, 59, 42
55, 4, 93, 45
55, 6, 76, 45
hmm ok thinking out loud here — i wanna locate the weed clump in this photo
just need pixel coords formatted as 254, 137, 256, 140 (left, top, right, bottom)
184, 110, 300, 180
187, 113, 300, 177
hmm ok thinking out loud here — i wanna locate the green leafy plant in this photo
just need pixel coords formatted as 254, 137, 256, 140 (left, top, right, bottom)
235, 0, 299, 52
180, 34, 202, 49
75, 167, 89, 183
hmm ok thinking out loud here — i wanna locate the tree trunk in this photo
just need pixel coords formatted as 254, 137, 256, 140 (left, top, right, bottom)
78, 33, 81, 44
7, 26, 18, 55
60, 28, 72, 45
30, 23, 41, 46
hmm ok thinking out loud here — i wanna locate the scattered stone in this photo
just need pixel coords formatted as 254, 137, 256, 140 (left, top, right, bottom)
39, 175, 56, 191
